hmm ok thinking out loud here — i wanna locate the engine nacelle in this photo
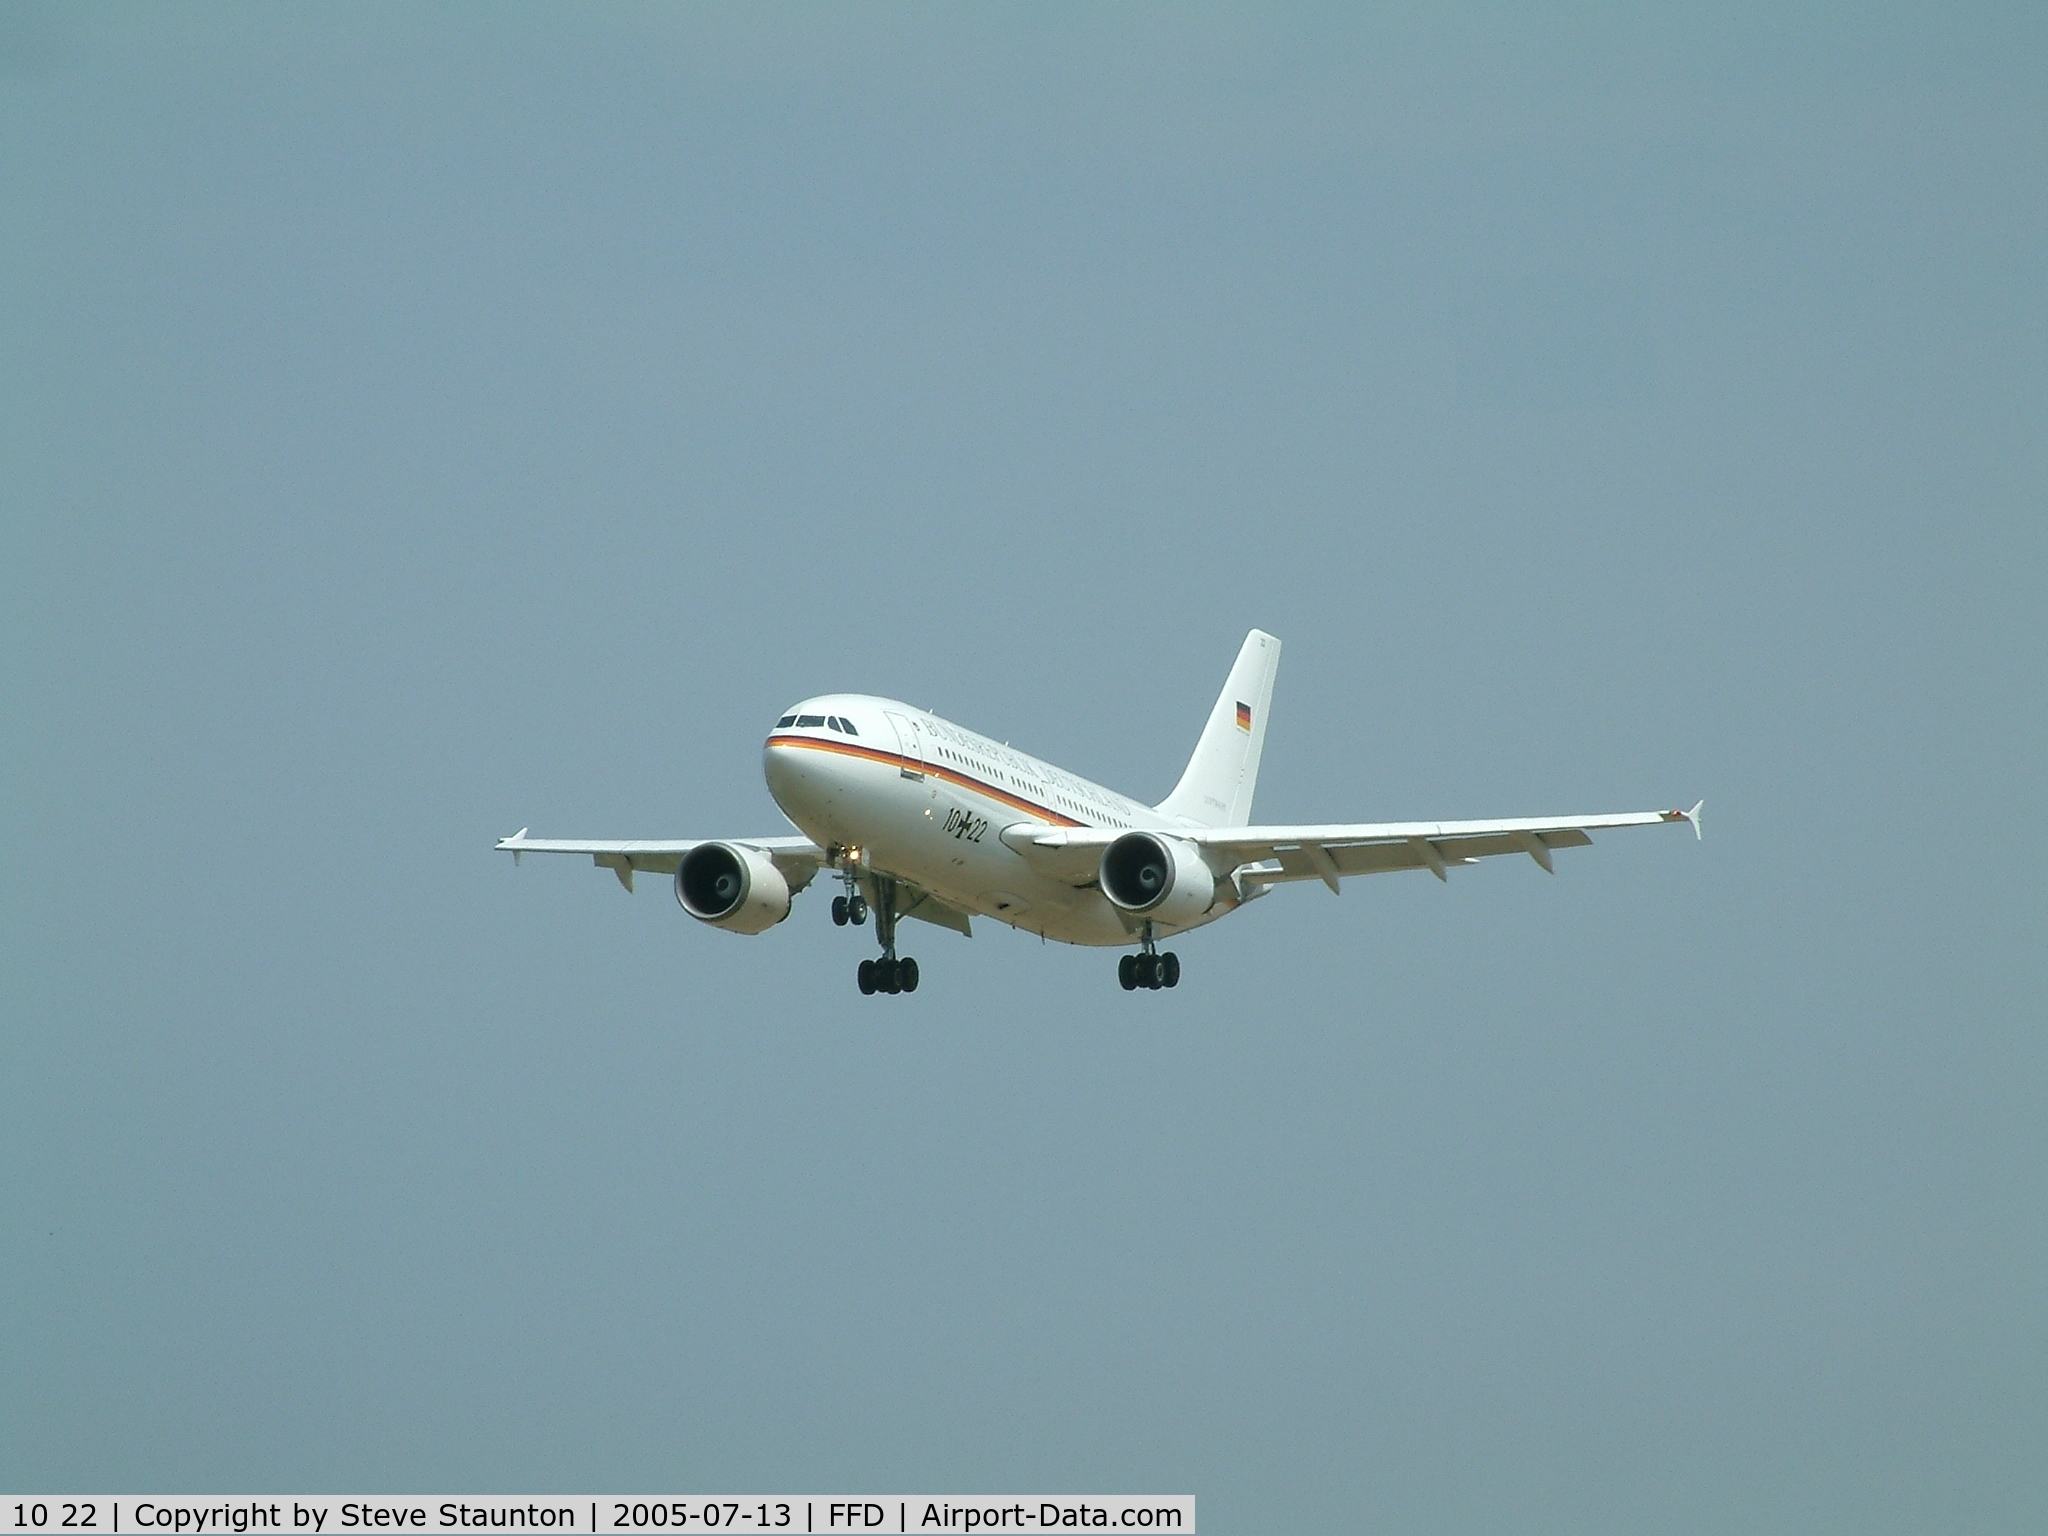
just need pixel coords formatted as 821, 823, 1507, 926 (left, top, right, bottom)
1098, 831, 1217, 927
674, 842, 791, 934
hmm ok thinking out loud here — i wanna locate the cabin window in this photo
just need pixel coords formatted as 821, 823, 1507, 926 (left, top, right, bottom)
796, 714, 826, 728
776, 715, 797, 728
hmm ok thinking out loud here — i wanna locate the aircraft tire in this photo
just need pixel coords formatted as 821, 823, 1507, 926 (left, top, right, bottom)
899, 957, 919, 992
831, 896, 848, 926
878, 957, 901, 994
857, 959, 877, 995
849, 896, 868, 925
1118, 955, 1138, 991
1161, 952, 1180, 988
1136, 954, 1158, 989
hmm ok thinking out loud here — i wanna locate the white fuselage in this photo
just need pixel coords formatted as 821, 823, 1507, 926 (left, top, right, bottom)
761, 694, 1238, 947
499, 627, 1696, 988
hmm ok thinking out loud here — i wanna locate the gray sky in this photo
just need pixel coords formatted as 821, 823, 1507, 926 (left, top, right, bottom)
4, 5, 2044, 1530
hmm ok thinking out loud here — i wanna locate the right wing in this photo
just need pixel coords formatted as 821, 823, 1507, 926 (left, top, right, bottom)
1006, 802, 1703, 891
1201, 804, 1702, 890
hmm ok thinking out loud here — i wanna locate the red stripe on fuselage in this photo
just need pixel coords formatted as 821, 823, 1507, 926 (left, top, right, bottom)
766, 733, 1088, 829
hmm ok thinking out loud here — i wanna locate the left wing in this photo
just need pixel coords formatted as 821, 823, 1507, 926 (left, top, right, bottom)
493, 830, 970, 935
1007, 802, 1703, 891
495, 830, 823, 894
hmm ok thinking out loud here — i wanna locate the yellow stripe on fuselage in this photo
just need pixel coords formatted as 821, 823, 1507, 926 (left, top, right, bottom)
767, 733, 1088, 829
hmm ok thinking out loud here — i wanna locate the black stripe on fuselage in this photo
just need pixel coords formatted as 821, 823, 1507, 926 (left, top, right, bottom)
767, 732, 1096, 829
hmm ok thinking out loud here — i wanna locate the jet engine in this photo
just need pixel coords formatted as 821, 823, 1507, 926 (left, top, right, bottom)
1098, 831, 1217, 927
674, 842, 792, 934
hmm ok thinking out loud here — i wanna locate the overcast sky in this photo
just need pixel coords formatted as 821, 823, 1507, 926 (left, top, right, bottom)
4, 5, 2044, 1531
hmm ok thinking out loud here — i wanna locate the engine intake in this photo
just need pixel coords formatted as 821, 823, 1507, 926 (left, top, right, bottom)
1099, 831, 1216, 926
674, 842, 791, 934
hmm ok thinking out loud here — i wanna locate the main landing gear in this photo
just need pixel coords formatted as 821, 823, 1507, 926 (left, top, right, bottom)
858, 955, 918, 995
850, 872, 917, 996
1119, 922, 1180, 991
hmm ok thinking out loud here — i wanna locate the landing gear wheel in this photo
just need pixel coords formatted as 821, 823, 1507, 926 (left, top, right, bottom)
1161, 952, 1180, 988
1118, 955, 1138, 991
857, 959, 877, 995
898, 957, 919, 993
1137, 953, 1159, 989
848, 895, 868, 925
831, 896, 848, 926
879, 957, 902, 994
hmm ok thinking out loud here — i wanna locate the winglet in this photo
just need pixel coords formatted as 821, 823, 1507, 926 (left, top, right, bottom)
1684, 800, 1704, 841
500, 827, 529, 865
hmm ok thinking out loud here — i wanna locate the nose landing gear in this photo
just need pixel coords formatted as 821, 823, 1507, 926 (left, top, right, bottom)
1118, 922, 1180, 991
829, 868, 868, 927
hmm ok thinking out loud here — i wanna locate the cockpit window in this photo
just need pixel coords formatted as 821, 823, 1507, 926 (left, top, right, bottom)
838, 717, 858, 735
776, 715, 797, 729
796, 714, 826, 728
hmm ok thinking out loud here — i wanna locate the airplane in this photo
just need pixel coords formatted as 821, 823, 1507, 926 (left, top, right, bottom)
497, 629, 1702, 995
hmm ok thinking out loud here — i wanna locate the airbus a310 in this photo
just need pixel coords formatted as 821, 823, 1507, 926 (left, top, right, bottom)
499, 630, 1701, 994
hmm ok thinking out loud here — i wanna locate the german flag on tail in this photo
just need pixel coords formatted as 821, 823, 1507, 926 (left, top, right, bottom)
1235, 701, 1252, 732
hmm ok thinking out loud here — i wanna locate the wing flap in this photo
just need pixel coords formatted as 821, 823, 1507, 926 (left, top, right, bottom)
891, 882, 975, 938
1000, 822, 1117, 886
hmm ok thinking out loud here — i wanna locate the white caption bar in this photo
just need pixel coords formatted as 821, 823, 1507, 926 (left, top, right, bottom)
1, 1501, 1193, 1536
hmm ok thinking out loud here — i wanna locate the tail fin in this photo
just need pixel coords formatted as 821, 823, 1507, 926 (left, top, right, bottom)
1155, 629, 1281, 828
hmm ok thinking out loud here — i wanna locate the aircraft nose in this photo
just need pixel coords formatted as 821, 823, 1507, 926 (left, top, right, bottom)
762, 733, 822, 810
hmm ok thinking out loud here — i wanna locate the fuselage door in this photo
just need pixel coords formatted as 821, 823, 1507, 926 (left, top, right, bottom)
884, 710, 927, 780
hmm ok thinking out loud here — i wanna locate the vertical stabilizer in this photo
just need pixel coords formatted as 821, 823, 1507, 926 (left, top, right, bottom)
1155, 629, 1281, 828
